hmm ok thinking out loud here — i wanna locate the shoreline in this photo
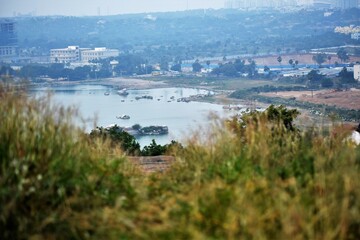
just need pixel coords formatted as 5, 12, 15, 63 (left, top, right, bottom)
32, 77, 169, 90
29, 77, 267, 108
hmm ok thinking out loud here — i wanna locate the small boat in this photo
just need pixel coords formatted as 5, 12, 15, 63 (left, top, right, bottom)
104, 92, 110, 96
117, 88, 129, 96
116, 114, 130, 120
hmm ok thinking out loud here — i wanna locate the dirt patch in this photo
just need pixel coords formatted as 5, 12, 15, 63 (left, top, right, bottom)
262, 89, 360, 110
127, 155, 175, 173
251, 54, 360, 66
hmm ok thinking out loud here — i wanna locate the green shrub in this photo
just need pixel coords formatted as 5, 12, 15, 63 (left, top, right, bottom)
0, 82, 359, 239
0, 83, 138, 239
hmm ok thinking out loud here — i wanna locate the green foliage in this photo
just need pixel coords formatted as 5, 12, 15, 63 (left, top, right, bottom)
141, 140, 182, 156
1, 82, 359, 239
90, 125, 141, 155
142, 139, 168, 156
337, 48, 350, 63
312, 53, 327, 66
339, 67, 356, 84
192, 60, 203, 73
211, 59, 257, 78
170, 63, 182, 72
230, 85, 360, 122
0, 83, 138, 239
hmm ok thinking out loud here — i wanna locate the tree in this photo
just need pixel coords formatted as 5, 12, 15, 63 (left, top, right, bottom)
132, 124, 142, 130
295, 60, 299, 69
206, 60, 211, 69
277, 56, 282, 69
337, 48, 349, 63
141, 139, 167, 156
160, 58, 169, 71
234, 58, 245, 72
339, 67, 356, 84
321, 78, 334, 88
312, 53, 327, 67
288, 59, 294, 68
236, 105, 300, 132
327, 55, 332, 65
171, 63, 182, 72
307, 69, 324, 88
192, 60, 203, 73
266, 105, 300, 131
221, 63, 238, 77
90, 125, 140, 155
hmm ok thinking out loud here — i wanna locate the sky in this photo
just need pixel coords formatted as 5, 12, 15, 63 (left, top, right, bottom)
0, 0, 224, 17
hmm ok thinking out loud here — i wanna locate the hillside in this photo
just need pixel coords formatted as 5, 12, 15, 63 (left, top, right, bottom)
6, 8, 360, 61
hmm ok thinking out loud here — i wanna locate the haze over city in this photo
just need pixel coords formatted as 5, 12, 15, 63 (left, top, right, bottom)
0, 0, 225, 17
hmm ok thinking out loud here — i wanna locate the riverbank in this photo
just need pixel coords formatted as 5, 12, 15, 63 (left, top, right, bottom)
32, 77, 169, 90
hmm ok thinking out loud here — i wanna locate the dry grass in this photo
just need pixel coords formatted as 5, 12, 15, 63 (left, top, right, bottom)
262, 88, 360, 110
1, 80, 359, 239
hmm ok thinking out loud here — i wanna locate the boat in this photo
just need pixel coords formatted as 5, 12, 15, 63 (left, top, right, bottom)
116, 115, 130, 120
117, 88, 129, 96
104, 92, 110, 96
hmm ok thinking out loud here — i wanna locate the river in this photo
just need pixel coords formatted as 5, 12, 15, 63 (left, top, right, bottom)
32, 85, 239, 146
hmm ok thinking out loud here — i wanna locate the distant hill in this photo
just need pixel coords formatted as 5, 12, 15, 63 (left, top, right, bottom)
2, 8, 359, 61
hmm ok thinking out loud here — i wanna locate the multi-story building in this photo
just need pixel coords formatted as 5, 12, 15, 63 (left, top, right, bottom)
50, 46, 83, 63
80, 47, 119, 62
50, 46, 119, 63
0, 19, 18, 60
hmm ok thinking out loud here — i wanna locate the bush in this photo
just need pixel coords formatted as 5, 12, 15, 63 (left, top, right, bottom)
1, 81, 359, 239
0, 82, 138, 239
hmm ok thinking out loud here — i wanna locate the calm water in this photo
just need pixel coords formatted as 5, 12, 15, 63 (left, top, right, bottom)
33, 85, 237, 146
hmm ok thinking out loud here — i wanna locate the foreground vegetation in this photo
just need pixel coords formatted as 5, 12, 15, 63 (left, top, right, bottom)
1, 82, 359, 239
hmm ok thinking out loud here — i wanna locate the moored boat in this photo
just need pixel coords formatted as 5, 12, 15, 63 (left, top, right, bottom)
116, 114, 130, 120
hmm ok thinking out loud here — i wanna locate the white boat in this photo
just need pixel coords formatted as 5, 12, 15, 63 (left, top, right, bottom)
116, 114, 130, 120
104, 92, 110, 96
117, 88, 129, 96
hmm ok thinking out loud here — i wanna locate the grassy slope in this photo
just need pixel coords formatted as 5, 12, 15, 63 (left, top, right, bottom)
0, 82, 359, 239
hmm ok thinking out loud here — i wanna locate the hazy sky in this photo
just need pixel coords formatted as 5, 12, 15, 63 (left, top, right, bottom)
0, 0, 224, 17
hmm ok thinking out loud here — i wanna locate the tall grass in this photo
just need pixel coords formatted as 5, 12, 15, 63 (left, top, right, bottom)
0, 82, 139, 239
0, 80, 359, 239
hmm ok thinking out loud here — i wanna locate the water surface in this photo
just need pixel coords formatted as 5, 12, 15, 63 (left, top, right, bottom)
33, 85, 236, 146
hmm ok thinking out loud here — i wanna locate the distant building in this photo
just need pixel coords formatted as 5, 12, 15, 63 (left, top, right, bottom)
0, 19, 18, 61
50, 46, 82, 63
50, 46, 119, 63
351, 32, 360, 40
354, 65, 360, 81
80, 47, 119, 62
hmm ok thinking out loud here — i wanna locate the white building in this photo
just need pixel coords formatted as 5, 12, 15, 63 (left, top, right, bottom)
50, 46, 119, 63
354, 64, 360, 81
81, 47, 119, 63
351, 32, 360, 40
50, 46, 82, 63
